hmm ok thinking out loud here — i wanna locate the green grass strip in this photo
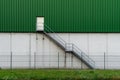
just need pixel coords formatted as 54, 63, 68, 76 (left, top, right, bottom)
0, 69, 120, 80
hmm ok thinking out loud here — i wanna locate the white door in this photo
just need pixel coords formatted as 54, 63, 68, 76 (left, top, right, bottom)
36, 17, 44, 31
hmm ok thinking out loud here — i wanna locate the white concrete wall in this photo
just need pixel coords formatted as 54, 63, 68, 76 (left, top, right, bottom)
57, 33, 120, 69
58, 33, 120, 55
0, 33, 86, 69
1, 33, 120, 69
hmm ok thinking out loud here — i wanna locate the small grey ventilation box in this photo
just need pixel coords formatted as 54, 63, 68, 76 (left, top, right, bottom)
36, 17, 44, 32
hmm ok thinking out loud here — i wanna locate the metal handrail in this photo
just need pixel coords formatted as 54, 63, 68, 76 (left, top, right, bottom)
44, 24, 66, 43
42, 24, 95, 68
73, 44, 95, 63
44, 24, 66, 47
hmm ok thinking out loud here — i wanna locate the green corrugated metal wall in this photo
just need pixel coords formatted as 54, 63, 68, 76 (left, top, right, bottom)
0, 0, 120, 32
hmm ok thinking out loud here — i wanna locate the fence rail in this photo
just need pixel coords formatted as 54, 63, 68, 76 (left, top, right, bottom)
0, 52, 120, 69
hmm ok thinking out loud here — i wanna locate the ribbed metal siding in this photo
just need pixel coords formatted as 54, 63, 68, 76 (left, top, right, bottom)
0, 0, 120, 32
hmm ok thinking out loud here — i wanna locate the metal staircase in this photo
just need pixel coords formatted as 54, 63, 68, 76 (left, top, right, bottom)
37, 23, 95, 69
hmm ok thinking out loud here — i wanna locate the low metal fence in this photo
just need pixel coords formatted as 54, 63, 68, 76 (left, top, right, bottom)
0, 52, 120, 69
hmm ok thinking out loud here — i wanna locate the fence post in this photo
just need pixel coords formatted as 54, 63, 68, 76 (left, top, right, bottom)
34, 52, 36, 69
104, 52, 105, 70
81, 53, 83, 69
71, 54, 73, 69
64, 53, 66, 68
10, 52, 12, 70
58, 52, 59, 69
29, 53, 31, 69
